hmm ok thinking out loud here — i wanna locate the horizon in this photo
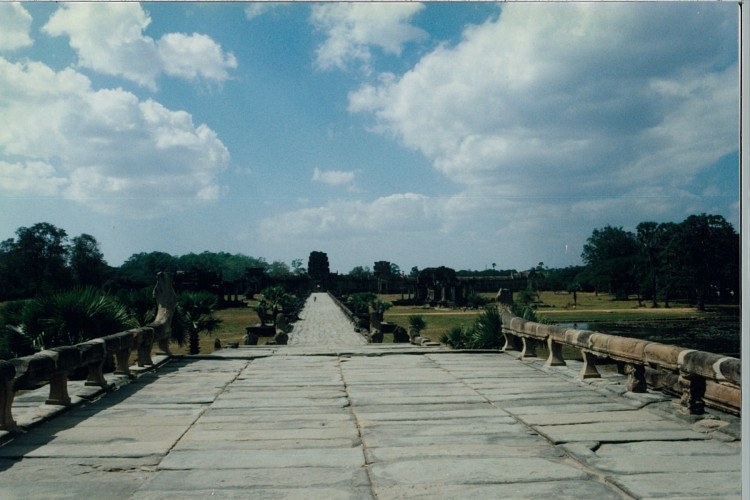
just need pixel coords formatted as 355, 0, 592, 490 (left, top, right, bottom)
0, 3, 740, 274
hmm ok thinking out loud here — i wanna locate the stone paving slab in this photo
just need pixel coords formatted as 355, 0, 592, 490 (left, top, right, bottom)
0, 296, 741, 499
373, 480, 625, 500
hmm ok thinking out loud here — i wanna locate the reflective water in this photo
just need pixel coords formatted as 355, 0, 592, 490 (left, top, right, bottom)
556, 316, 740, 357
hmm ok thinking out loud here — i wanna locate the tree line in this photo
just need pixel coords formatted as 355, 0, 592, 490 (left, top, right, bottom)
0, 222, 306, 301
541, 213, 738, 310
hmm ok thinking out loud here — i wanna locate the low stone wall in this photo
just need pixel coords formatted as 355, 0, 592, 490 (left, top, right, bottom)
0, 273, 177, 431
327, 292, 371, 341
500, 306, 741, 416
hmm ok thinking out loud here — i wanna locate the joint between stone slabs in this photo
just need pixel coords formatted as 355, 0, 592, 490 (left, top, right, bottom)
0, 354, 173, 447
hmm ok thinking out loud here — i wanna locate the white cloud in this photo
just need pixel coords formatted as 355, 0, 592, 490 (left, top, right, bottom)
0, 58, 230, 216
312, 167, 355, 187
259, 192, 436, 242
42, 3, 236, 90
157, 33, 237, 82
0, 160, 67, 196
310, 3, 427, 72
0, 3, 33, 51
348, 3, 737, 205
245, 3, 277, 20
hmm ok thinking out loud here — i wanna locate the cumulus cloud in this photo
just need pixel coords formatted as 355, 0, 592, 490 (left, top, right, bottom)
312, 167, 355, 188
0, 161, 67, 197
245, 3, 278, 20
310, 3, 427, 72
0, 3, 33, 51
259, 193, 436, 242
0, 58, 230, 216
42, 3, 236, 90
348, 3, 737, 203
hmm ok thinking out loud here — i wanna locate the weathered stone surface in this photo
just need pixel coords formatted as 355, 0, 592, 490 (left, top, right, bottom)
369, 456, 588, 486
1, 296, 741, 499
374, 480, 621, 500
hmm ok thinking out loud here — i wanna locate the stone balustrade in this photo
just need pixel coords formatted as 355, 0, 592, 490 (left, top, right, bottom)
327, 292, 371, 341
0, 273, 177, 431
500, 306, 741, 415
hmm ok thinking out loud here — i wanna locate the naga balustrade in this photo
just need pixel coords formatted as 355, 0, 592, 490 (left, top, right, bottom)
499, 306, 741, 415
0, 273, 177, 431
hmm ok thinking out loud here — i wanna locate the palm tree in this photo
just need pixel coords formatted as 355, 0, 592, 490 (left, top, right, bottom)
172, 292, 222, 354
9, 287, 134, 352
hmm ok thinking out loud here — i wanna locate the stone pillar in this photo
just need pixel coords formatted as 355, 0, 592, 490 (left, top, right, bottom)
623, 363, 647, 393
579, 351, 601, 379
545, 338, 566, 366
678, 372, 705, 415
501, 330, 523, 353
114, 349, 132, 376
85, 360, 108, 388
519, 337, 537, 359
46, 372, 71, 405
0, 375, 15, 430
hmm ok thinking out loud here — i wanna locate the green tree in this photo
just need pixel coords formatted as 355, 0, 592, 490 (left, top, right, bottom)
348, 266, 371, 280
69, 234, 108, 288
566, 281, 582, 307
118, 251, 179, 286
116, 287, 157, 327
348, 292, 377, 314
291, 259, 306, 275
254, 286, 294, 324
171, 291, 222, 355
673, 214, 738, 310
636, 222, 660, 307
581, 225, 640, 299
374, 261, 391, 278
14, 222, 71, 295
267, 260, 291, 278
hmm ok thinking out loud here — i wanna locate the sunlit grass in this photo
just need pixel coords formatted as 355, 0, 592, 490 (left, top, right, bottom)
167, 298, 262, 355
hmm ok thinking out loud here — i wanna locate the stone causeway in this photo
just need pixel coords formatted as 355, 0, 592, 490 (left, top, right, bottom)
0, 293, 741, 499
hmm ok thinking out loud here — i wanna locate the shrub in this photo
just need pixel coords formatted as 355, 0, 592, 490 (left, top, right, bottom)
466, 293, 489, 309
468, 306, 503, 349
171, 291, 222, 355
408, 315, 427, 333
16, 287, 135, 351
440, 325, 473, 349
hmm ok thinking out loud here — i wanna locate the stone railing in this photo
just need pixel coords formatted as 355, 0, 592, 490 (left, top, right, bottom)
327, 293, 371, 341
0, 273, 177, 431
500, 306, 740, 416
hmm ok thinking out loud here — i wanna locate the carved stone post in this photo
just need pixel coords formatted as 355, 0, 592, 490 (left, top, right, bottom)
0, 361, 16, 430
546, 338, 566, 366
114, 349, 132, 376
579, 351, 601, 379
519, 337, 537, 359
46, 372, 71, 405
623, 363, 647, 393
678, 372, 705, 415
85, 360, 108, 388
137, 328, 155, 367
151, 273, 177, 356
501, 329, 522, 353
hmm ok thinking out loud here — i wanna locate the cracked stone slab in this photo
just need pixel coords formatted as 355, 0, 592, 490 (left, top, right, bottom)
609, 471, 742, 498
158, 448, 365, 469
368, 456, 589, 486
372, 480, 624, 500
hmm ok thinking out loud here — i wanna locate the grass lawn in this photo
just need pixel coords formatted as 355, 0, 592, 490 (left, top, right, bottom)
379, 290, 725, 346
167, 298, 264, 355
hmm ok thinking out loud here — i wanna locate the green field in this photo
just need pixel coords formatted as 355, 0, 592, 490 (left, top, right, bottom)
167, 290, 733, 352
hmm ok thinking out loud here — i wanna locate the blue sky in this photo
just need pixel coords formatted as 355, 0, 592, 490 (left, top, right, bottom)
0, 2, 740, 274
